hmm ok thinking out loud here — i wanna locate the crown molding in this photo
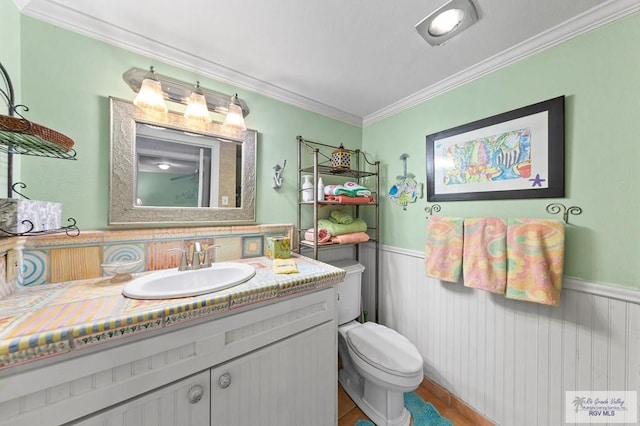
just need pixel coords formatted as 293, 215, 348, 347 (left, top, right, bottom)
16, 0, 639, 129
18, 1, 363, 127
363, 0, 640, 127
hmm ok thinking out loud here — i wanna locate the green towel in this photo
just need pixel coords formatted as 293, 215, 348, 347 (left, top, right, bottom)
318, 218, 367, 236
330, 210, 354, 224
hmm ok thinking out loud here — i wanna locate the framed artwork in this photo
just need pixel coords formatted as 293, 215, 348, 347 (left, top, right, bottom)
426, 96, 564, 201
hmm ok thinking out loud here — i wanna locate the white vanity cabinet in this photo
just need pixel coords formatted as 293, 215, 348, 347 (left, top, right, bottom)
0, 288, 337, 426
210, 321, 335, 425
74, 371, 210, 426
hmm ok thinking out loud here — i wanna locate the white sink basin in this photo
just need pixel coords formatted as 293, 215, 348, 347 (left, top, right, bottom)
122, 262, 256, 300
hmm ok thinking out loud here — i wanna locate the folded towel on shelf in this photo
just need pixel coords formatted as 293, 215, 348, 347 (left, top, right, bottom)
463, 217, 507, 294
318, 218, 367, 236
331, 232, 370, 244
424, 216, 464, 283
304, 227, 331, 243
342, 182, 372, 197
273, 258, 299, 274
325, 195, 375, 204
330, 210, 354, 224
324, 182, 372, 197
505, 218, 565, 306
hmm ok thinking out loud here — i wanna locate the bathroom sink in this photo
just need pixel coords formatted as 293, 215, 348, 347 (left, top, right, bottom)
122, 262, 256, 300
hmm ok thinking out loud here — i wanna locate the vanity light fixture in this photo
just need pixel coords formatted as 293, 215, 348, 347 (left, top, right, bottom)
184, 81, 211, 123
415, 0, 478, 46
133, 66, 168, 113
223, 94, 247, 131
124, 67, 249, 125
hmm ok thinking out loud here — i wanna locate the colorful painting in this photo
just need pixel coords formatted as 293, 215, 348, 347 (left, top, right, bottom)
426, 96, 564, 201
441, 128, 531, 186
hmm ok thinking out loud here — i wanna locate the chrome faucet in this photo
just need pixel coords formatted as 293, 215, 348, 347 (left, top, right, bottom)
168, 242, 219, 271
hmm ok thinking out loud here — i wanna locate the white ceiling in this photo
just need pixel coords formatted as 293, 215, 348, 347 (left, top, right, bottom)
17, 0, 640, 126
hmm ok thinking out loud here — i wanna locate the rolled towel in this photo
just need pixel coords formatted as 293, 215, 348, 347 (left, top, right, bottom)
331, 232, 370, 244
330, 210, 354, 224
304, 228, 331, 243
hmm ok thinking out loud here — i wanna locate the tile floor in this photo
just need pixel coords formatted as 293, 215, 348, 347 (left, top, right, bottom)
337, 382, 475, 425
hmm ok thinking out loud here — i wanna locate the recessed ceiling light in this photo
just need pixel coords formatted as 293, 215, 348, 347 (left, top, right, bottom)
415, 0, 478, 46
157, 163, 171, 170
428, 8, 465, 36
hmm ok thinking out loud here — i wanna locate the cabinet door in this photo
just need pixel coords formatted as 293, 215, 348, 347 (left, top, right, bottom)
74, 371, 210, 426
210, 321, 336, 426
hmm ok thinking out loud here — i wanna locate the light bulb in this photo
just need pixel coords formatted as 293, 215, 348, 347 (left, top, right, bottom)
184, 81, 211, 123
133, 66, 168, 113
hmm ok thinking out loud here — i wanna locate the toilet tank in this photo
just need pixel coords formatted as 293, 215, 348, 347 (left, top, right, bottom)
328, 259, 365, 325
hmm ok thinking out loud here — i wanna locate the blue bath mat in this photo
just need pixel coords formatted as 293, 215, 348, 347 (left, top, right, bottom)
355, 391, 452, 426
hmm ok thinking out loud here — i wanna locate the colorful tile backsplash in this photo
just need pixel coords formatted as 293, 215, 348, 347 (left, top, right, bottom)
18, 224, 294, 286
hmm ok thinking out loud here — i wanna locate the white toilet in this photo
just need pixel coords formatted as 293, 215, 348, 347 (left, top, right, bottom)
330, 259, 424, 426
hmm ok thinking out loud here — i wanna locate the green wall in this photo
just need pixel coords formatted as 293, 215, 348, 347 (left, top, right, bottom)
363, 13, 640, 289
9, 2, 361, 231
4, 0, 639, 288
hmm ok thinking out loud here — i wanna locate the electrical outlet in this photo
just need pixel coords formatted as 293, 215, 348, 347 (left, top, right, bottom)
221, 196, 229, 206
6, 249, 19, 282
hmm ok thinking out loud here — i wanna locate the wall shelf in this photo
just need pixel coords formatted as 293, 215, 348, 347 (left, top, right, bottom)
0, 60, 80, 238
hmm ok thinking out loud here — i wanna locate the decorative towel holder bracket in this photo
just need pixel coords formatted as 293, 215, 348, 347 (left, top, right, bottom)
546, 203, 582, 224
424, 204, 441, 218
424, 202, 582, 224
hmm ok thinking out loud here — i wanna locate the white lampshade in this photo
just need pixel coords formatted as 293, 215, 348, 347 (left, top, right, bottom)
133, 67, 167, 113
184, 82, 211, 123
223, 94, 246, 130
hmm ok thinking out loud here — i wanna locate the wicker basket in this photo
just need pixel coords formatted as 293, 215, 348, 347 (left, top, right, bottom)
0, 114, 74, 151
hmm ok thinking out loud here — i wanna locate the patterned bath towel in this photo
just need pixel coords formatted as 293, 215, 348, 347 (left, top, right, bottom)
324, 182, 371, 197
463, 217, 507, 294
425, 216, 463, 283
505, 218, 565, 306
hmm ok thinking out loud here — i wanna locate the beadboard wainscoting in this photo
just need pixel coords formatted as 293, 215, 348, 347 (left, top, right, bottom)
358, 244, 640, 426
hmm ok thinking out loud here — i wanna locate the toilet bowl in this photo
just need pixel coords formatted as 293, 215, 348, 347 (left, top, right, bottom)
330, 260, 424, 426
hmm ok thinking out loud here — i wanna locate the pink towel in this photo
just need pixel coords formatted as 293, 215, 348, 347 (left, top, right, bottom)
463, 217, 507, 294
325, 195, 375, 204
425, 216, 463, 283
505, 218, 565, 306
330, 232, 370, 244
304, 228, 331, 243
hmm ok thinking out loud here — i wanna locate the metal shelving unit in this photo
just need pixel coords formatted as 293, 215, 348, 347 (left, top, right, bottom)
296, 135, 380, 321
0, 61, 79, 237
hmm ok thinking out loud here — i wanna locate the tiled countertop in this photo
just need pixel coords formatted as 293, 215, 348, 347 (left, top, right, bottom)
0, 255, 345, 370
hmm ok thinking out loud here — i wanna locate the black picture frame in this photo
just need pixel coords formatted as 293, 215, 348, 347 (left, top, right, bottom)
426, 96, 564, 202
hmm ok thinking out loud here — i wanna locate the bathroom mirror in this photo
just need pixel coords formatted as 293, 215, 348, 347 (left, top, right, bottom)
109, 97, 256, 225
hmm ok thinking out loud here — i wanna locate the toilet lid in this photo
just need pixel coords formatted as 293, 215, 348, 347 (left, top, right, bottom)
346, 322, 423, 377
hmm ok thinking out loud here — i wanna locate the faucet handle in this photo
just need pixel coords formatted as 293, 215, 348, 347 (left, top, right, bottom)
202, 245, 221, 268
167, 248, 188, 271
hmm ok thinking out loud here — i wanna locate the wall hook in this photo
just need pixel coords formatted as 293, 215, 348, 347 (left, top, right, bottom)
546, 203, 582, 224
273, 159, 286, 189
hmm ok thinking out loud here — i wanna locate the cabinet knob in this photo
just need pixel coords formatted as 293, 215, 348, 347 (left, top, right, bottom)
187, 385, 204, 404
218, 372, 232, 389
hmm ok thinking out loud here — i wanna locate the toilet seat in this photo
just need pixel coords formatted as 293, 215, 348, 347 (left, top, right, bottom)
345, 322, 423, 387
